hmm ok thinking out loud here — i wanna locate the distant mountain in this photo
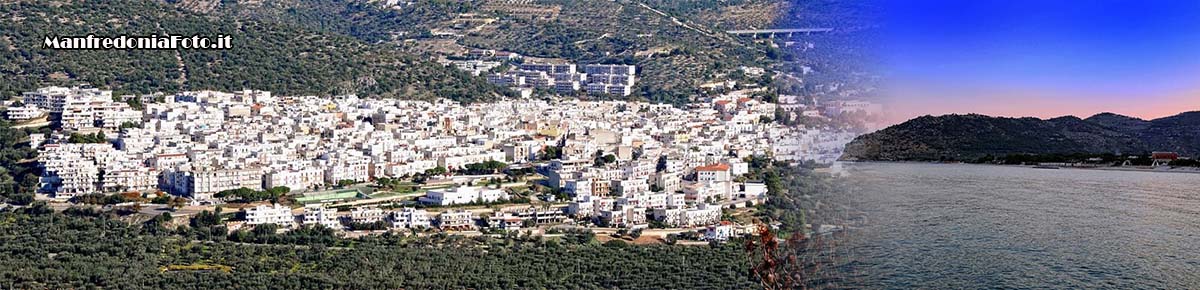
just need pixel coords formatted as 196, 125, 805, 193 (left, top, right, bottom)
841, 112, 1200, 161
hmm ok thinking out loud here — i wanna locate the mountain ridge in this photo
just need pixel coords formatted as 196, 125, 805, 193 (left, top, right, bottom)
841, 111, 1200, 161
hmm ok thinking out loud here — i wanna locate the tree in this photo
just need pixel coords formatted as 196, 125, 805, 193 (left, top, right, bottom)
425, 166, 447, 176
119, 121, 142, 129
191, 209, 223, 228
376, 177, 393, 188
650, 184, 663, 192
67, 132, 107, 144
463, 161, 508, 175
594, 151, 616, 167
167, 197, 188, 209
540, 146, 562, 160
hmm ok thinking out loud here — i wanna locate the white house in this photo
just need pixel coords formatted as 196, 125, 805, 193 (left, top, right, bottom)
704, 221, 736, 242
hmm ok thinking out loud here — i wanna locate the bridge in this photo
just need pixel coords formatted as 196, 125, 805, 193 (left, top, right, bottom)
725, 28, 833, 38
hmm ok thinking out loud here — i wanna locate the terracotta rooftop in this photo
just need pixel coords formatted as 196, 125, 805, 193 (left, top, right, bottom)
695, 163, 730, 172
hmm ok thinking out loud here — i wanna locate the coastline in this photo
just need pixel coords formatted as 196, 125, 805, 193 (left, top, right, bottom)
841, 160, 1200, 175
1072, 165, 1200, 175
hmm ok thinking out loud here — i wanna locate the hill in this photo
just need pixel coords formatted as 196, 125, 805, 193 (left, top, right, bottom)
841, 112, 1200, 161
170, 0, 797, 104
0, 0, 510, 101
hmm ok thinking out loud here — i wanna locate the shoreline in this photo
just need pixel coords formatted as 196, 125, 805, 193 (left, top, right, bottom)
843, 160, 1200, 175
1069, 165, 1200, 175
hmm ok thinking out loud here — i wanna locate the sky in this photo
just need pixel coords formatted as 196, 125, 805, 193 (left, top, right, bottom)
875, 0, 1200, 123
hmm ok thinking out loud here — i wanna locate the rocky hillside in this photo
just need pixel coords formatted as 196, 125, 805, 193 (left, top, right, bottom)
0, 0, 509, 101
173, 0, 800, 104
841, 112, 1200, 161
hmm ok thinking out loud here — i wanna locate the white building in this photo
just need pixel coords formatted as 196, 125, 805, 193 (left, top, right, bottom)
350, 206, 386, 224
704, 221, 736, 242
5, 104, 44, 120
102, 166, 160, 192
265, 166, 324, 190
436, 210, 477, 230
695, 163, 731, 183
164, 168, 263, 201
246, 204, 295, 227
22, 86, 111, 113
37, 143, 113, 198
303, 204, 342, 229
653, 203, 721, 227
391, 208, 431, 229
419, 186, 509, 206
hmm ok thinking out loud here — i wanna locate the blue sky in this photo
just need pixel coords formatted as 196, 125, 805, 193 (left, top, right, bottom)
875, 0, 1200, 121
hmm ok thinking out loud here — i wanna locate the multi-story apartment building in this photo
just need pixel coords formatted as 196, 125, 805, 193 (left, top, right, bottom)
696, 163, 731, 183
652, 203, 721, 227
164, 167, 263, 201
303, 204, 341, 229
5, 104, 44, 120
611, 178, 649, 196
520, 63, 576, 74
436, 210, 477, 230
102, 166, 160, 192
265, 166, 324, 190
37, 143, 114, 198
22, 86, 111, 113
391, 208, 430, 229
350, 206, 386, 224
245, 204, 294, 227
651, 171, 682, 193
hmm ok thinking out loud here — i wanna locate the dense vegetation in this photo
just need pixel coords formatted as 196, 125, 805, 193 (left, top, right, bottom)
842, 112, 1200, 161
0, 119, 47, 203
66, 132, 108, 144
214, 186, 291, 203
2, 0, 877, 105
0, 206, 758, 289
205, 0, 473, 42
180, 0, 792, 105
0, 0, 510, 101
745, 155, 848, 234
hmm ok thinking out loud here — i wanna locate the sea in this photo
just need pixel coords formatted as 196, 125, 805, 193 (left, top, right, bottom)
835, 162, 1200, 289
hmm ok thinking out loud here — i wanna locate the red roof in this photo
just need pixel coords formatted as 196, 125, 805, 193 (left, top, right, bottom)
1152, 152, 1179, 160
696, 163, 730, 172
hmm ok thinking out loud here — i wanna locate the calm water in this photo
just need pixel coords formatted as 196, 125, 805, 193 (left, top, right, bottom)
839, 163, 1200, 289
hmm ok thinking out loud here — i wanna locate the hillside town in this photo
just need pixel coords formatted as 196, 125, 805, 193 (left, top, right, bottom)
443, 50, 639, 97
7, 85, 871, 242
